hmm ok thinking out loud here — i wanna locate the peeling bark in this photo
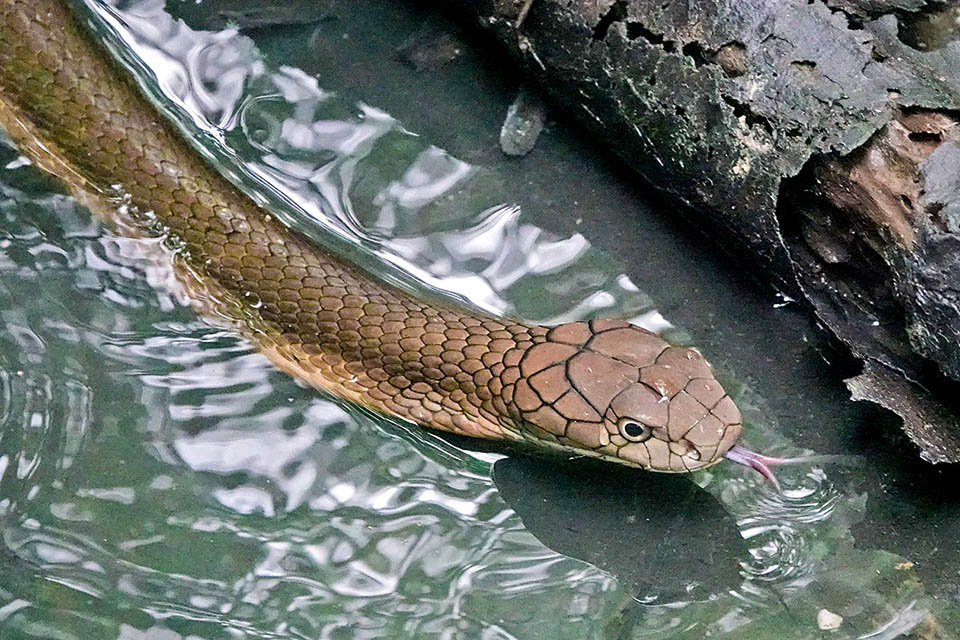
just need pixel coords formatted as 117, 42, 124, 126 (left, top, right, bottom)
847, 361, 960, 464
780, 108, 960, 381
437, 0, 960, 461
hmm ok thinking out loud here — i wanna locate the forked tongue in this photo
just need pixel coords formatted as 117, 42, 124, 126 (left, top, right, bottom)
723, 445, 848, 492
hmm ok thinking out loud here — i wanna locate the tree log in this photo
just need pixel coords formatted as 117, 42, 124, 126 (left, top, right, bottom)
439, 0, 960, 461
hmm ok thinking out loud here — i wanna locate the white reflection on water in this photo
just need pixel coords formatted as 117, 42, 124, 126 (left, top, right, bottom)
374, 147, 474, 227
858, 601, 929, 640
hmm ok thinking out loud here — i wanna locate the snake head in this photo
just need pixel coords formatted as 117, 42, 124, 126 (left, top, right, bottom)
508, 319, 741, 472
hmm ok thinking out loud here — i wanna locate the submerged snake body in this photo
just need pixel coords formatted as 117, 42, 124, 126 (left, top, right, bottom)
0, 0, 742, 472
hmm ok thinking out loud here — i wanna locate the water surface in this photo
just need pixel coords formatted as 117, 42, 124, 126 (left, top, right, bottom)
1, 1, 958, 638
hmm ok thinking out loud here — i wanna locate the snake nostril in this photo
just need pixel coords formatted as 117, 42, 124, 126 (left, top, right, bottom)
687, 448, 701, 461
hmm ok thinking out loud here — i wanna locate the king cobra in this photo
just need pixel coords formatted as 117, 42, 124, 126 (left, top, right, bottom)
0, 0, 785, 479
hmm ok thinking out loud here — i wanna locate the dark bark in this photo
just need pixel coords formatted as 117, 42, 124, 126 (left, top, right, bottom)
440, 0, 960, 461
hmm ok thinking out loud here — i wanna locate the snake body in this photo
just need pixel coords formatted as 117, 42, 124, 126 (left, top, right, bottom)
0, 0, 742, 472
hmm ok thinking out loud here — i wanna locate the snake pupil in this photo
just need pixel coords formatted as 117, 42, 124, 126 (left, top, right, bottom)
624, 422, 644, 437
618, 418, 651, 441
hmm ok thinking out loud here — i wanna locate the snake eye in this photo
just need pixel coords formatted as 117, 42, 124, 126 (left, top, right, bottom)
617, 417, 652, 442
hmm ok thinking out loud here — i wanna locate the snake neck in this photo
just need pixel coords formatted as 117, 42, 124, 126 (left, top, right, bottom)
264, 314, 553, 440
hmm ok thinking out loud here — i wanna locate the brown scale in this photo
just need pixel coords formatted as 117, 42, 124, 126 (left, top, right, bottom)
0, 0, 742, 472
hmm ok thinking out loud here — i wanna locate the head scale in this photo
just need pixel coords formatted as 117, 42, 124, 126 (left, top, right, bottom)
507, 319, 742, 472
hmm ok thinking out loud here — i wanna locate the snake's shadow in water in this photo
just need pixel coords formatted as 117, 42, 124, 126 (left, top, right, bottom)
492, 455, 746, 603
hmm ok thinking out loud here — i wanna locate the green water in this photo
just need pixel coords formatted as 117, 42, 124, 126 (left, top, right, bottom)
0, 1, 958, 638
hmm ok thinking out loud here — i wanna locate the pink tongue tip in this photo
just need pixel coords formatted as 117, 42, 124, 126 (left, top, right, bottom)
723, 445, 856, 492
724, 444, 810, 493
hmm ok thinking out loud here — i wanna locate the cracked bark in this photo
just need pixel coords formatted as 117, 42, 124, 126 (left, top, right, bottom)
435, 0, 960, 461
